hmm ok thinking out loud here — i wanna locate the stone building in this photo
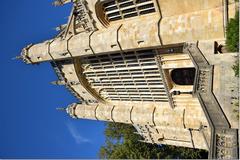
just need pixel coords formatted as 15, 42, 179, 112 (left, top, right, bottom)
19, 0, 239, 159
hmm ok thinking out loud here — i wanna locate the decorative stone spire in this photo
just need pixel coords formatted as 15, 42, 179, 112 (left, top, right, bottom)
51, 80, 66, 86
12, 55, 23, 60
53, 0, 72, 6
56, 107, 66, 111
55, 24, 67, 31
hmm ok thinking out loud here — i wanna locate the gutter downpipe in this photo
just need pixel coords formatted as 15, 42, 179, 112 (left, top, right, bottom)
223, 0, 229, 37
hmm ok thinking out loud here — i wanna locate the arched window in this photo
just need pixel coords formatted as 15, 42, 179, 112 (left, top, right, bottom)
97, 0, 156, 25
171, 68, 196, 85
95, 1, 109, 27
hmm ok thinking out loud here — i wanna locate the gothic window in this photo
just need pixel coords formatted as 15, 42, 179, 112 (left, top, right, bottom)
101, 0, 156, 23
80, 50, 168, 102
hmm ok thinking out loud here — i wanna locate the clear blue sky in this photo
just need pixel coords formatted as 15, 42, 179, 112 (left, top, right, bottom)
0, 0, 106, 158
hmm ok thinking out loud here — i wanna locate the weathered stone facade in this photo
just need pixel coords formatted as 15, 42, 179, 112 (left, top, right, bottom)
20, 0, 239, 159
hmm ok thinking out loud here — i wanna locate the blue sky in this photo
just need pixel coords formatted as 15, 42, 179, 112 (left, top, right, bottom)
0, 0, 105, 158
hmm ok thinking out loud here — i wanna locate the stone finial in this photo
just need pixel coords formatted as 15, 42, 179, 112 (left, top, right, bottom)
51, 80, 66, 85
53, 0, 63, 6
12, 56, 23, 60
56, 107, 66, 111
53, 0, 72, 6
56, 24, 67, 31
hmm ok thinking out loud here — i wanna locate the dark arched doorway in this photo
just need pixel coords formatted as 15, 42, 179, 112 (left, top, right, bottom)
171, 68, 196, 85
